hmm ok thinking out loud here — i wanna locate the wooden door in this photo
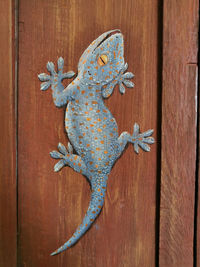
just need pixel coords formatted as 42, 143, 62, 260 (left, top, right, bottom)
0, 0, 199, 267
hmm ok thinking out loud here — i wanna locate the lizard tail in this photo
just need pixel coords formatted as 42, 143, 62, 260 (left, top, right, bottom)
50, 177, 107, 256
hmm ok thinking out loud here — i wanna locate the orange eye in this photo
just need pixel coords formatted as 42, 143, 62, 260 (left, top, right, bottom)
97, 54, 108, 66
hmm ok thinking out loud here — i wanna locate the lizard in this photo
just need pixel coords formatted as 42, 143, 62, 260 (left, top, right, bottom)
38, 29, 155, 256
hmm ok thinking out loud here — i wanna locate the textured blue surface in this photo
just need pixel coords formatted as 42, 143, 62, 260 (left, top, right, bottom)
38, 30, 154, 256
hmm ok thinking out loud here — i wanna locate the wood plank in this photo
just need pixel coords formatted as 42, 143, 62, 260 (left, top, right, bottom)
0, 0, 17, 266
18, 0, 158, 266
159, 1, 199, 266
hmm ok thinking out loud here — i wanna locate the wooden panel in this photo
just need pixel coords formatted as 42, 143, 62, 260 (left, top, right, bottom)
159, 0, 199, 266
18, 0, 158, 266
0, 0, 17, 266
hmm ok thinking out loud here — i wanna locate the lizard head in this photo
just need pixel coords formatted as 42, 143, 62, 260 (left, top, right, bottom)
77, 30, 124, 93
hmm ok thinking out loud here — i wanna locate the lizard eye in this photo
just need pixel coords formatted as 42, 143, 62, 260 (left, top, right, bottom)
97, 54, 108, 66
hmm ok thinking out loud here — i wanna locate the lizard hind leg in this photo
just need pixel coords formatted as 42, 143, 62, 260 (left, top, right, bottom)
50, 142, 88, 177
130, 123, 154, 153
50, 178, 108, 256
117, 123, 154, 155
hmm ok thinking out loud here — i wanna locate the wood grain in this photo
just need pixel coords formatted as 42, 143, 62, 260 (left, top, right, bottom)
0, 0, 17, 266
18, 0, 158, 266
159, 0, 199, 266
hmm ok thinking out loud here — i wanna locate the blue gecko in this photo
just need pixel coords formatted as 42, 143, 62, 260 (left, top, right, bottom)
38, 29, 154, 256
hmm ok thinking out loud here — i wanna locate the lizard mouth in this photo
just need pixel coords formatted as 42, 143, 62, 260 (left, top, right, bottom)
94, 29, 121, 50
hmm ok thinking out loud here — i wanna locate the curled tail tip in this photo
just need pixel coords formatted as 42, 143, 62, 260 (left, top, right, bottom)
50, 251, 58, 256
50, 185, 107, 255
50, 247, 66, 256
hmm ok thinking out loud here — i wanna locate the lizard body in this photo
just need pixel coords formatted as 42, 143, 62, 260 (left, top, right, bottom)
38, 29, 154, 255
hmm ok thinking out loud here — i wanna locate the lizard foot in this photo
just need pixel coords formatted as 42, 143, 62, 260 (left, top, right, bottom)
118, 63, 134, 94
50, 142, 73, 172
131, 123, 155, 154
38, 57, 75, 91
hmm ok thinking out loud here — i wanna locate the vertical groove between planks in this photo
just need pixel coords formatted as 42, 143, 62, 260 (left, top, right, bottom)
196, 4, 200, 265
15, 0, 19, 266
156, 1, 164, 266
194, 63, 199, 267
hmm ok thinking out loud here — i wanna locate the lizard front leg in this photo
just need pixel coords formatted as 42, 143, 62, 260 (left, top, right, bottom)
38, 57, 76, 107
102, 62, 134, 98
117, 123, 154, 155
50, 142, 88, 178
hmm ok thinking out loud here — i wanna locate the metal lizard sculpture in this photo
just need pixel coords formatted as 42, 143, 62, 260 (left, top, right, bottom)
38, 29, 154, 256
